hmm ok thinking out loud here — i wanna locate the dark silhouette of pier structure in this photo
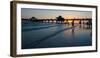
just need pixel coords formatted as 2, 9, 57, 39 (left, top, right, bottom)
22, 16, 92, 25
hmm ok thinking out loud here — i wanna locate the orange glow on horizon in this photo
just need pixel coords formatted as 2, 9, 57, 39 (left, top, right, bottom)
66, 16, 75, 19
68, 20, 73, 23
64, 20, 67, 23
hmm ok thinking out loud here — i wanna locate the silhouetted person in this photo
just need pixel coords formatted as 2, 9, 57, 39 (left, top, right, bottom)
72, 20, 74, 26
79, 20, 81, 24
86, 19, 92, 28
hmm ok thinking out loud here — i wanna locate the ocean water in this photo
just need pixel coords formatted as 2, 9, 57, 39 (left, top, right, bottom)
21, 20, 92, 49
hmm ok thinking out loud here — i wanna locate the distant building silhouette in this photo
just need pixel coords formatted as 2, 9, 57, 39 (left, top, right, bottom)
30, 17, 37, 20
56, 16, 65, 23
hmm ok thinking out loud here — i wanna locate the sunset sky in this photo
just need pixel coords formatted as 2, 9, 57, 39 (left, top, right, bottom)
21, 8, 92, 19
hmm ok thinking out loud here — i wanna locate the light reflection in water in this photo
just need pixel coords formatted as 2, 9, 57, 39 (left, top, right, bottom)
22, 21, 92, 49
